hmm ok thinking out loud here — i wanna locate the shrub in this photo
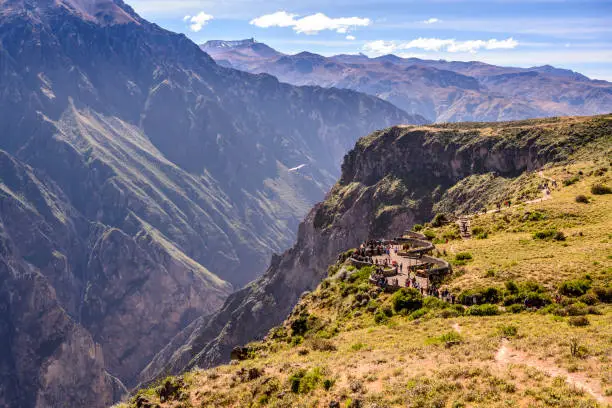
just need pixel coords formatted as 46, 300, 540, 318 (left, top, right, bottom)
575, 195, 589, 204
505, 280, 519, 294
592, 286, 612, 303
308, 338, 337, 352
527, 211, 546, 221
437, 331, 463, 346
553, 231, 566, 241
455, 252, 473, 261
465, 304, 500, 316
374, 310, 389, 324
409, 308, 427, 320
423, 296, 447, 310
533, 229, 557, 240
289, 368, 323, 394
437, 308, 460, 318
578, 293, 599, 306
563, 176, 579, 186
431, 213, 448, 227
391, 288, 423, 313
523, 292, 552, 308
565, 302, 589, 316
412, 224, 424, 232
423, 229, 436, 240
291, 314, 311, 336
498, 325, 518, 337
458, 287, 501, 305
507, 304, 524, 313
323, 379, 335, 391
559, 279, 591, 297
568, 316, 590, 327
591, 183, 611, 195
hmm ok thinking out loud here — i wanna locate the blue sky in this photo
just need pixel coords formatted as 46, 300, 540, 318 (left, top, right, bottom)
129, 0, 612, 81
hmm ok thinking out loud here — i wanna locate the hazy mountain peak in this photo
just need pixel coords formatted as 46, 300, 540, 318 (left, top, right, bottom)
201, 38, 281, 58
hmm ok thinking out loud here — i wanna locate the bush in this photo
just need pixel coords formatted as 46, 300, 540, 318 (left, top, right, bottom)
465, 304, 500, 316
563, 176, 579, 186
437, 331, 463, 346
565, 302, 589, 316
431, 213, 448, 227
578, 293, 599, 306
289, 368, 323, 394
553, 231, 566, 241
455, 252, 473, 261
527, 211, 546, 221
374, 309, 389, 324
507, 304, 524, 313
559, 279, 591, 297
412, 224, 424, 232
291, 314, 311, 336
568, 316, 590, 327
523, 292, 552, 308
391, 288, 423, 313
437, 308, 460, 318
409, 308, 427, 320
458, 287, 501, 305
533, 229, 557, 240
498, 325, 518, 338
505, 281, 519, 294
575, 195, 589, 204
593, 286, 612, 303
591, 183, 611, 195
423, 230, 436, 240
423, 296, 447, 310
308, 338, 337, 352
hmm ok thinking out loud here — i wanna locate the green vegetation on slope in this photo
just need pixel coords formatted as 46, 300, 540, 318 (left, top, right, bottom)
122, 157, 611, 407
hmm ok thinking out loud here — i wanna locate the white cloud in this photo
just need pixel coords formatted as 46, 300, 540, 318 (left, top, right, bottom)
423, 18, 439, 24
250, 11, 371, 35
186, 11, 213, 32
249, 11, 297, 28
363, 37, 519, 55
363, 40, 398, 55
346, 35, 356, 40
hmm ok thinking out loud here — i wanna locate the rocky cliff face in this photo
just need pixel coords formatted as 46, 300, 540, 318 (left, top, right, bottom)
202, 40, 612, 123
0, 1, 420, 406
148, 115, 611, 379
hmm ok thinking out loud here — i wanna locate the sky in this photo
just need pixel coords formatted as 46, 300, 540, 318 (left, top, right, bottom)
128, 0, 612, 81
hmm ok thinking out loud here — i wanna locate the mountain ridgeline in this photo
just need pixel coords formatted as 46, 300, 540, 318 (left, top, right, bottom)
0, 1, 422, 406
140, 115, 612, 382
202, 39, 612, 123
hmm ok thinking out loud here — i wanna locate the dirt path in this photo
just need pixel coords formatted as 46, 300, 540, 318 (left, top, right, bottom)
495, 340, 609, 404
462, 170, 557, 221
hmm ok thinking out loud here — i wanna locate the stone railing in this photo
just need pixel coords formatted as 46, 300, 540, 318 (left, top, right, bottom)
349, 230, 452, 293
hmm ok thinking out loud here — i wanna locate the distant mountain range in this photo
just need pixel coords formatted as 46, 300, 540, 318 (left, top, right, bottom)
0, 1, 420, 406
202, 39, 612, 123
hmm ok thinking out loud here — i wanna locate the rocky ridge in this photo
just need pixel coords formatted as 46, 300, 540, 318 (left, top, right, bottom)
202, 40, 612, 123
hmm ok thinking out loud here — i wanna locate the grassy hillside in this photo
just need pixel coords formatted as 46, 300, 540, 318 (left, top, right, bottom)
121, 157, 611, 407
